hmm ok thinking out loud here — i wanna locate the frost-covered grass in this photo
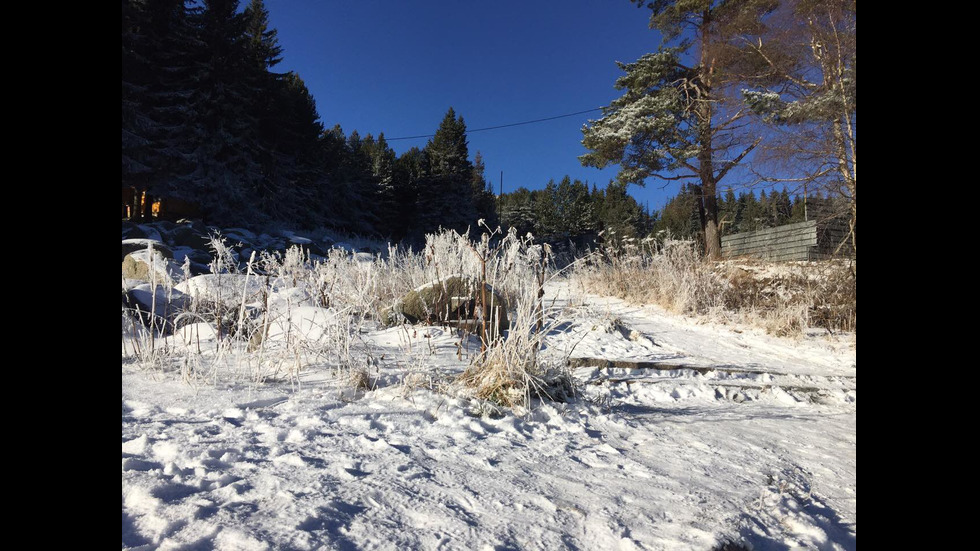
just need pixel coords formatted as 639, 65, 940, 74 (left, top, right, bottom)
123, 225, 856, 550
570, 235, 856, 337
123, 226, 576, 407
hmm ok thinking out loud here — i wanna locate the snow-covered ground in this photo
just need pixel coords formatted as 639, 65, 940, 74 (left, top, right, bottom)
122, 280, 855, 550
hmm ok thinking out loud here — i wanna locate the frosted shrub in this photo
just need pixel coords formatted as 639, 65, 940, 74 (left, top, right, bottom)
716, 259, 856, 335
572, 233, 856, 336
454, 224, 574, 412
123, 225, 574, 400
574, 235, 725, 315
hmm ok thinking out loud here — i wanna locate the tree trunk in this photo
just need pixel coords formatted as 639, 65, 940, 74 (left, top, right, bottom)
696, 108, 722, 260
702, 183, 721, 260
131, 188, 142, 222
142, 191, 154, 222
698, 9, 722, 261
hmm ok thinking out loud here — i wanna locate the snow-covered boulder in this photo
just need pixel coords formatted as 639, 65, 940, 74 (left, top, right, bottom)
122, 283, 191, 334
169, 224, 212, 251
381, 275, 508, 339
122, 239, 173, 262
175, 273, 267, 310
259, 305, 342, 344
122, 248, 183, 285
136, 224, 163, 242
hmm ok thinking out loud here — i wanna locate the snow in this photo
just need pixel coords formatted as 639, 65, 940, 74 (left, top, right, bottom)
123, 280, 855, 550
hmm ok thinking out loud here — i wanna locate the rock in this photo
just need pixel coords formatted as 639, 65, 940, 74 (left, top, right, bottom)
170, 224, 212, 251
153, 220, 177, 233
122, 221, 139, 238
288, 237, 326, 258
225, 227, 257, 240
171, 247, 213, 276
122, 249, 182, 285
122, 283, 190, 335
174, 273, 267, 310
122, 239, 173, 262
125, 224, 148, 239
381, 275, 509, 340
136, 224, 163, 242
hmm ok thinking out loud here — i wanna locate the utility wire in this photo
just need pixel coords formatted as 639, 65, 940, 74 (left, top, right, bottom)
386, 107, 603, 141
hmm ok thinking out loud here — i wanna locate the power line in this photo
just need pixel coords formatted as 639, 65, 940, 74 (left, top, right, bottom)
386, 107, 603, 141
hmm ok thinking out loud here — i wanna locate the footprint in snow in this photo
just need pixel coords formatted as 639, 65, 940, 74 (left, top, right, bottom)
150, 482, 199, 502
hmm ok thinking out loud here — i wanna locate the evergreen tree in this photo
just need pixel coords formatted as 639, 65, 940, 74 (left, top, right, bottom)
416, 108, 478, 236
243, 0, 282, 69
758, 191, 774, 228
719, 188, 738, 235
391, 146, 426, 241
122, 0, 203, 221
789, 194, 807, 223
366, 133, 400, 237
653, 184, 702, 241
599, 181, 645, 245
773, 188, 792, 226
738, 191, 765, 232
581, 0, 776, 259
122, 0, 330, 228
499, 187, 537, 237
471, 152, 499, 229
183, 0, 266, 224
533, 179, 561, 237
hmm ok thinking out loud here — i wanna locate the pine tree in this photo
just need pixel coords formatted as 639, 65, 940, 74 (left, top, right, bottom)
533, 179, 560, 237
719, 188, 738, 235
243, 0, 282, 69
600, 181, 645, 245
391, 146, 426, 242
499, 187, 537, 237
581, 0, 776, 259
654, 184, 702, 241
365, 133, 399, 237
790, 194, 807, 223
183, 0, 266, 225
738, 191, 765, 232
773, 188, 792, 226
122, 0, 203, 221
471, 152, 499, 229
416, 108, 478, 236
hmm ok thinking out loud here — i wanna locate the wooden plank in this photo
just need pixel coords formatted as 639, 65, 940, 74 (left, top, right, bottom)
724, 233, 817, 246
720, 219, 854, 260
722, 226, 815, 242
724, 246, 813, 260
723, 241, 815, 254
723, 228, 817, 246
723, 235, 818, 249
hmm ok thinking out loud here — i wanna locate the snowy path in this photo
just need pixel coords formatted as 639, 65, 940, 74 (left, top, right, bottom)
123, 281, 856, 550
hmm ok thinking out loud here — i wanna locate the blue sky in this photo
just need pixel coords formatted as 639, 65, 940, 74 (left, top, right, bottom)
263, 0, 682, 212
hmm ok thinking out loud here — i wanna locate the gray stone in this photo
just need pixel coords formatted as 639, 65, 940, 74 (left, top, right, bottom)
122, 239, 173, 262
382, 276, 509, 340
122, 249, 182, 284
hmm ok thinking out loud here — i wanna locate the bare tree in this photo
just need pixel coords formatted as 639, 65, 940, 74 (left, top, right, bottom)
740, 0, 856, 253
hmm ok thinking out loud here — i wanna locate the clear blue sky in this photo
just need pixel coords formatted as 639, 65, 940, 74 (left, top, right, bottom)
263, 0, 681, 213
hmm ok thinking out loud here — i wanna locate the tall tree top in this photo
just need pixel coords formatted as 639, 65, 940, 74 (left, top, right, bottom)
244, 0, 283, 69
426, 107, 471, 177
